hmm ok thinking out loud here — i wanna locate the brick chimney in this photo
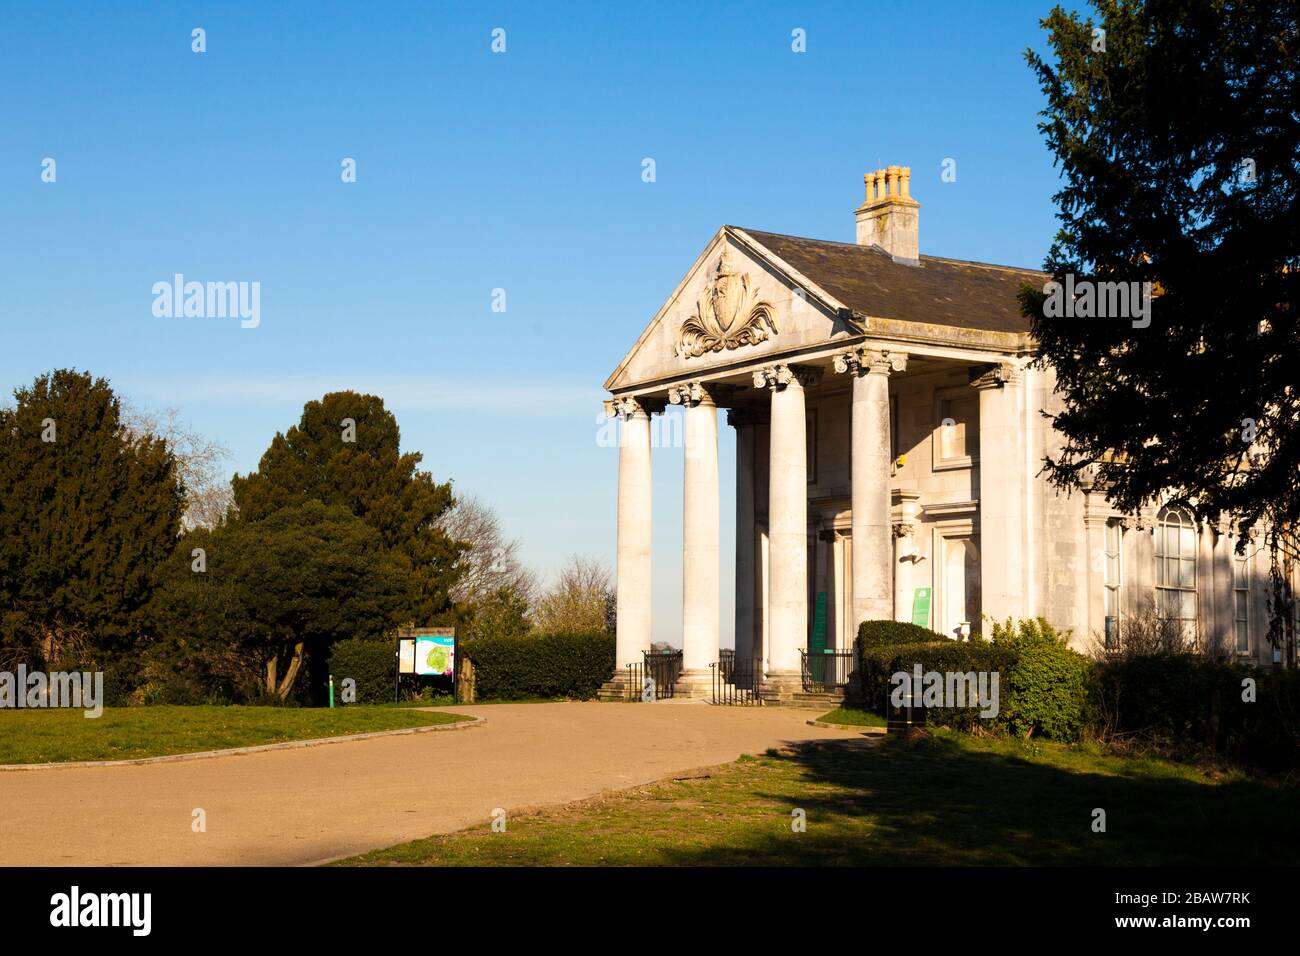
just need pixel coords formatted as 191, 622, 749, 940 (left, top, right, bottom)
854, 165, 920, 263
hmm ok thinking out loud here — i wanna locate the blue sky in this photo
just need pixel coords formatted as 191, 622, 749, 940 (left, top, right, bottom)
1, 1, 1069, 647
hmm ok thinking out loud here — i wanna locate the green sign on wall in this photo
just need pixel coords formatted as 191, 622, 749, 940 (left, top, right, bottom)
810, 592, 828, 683
811, 592, 828, 650
911, 587, 932, 629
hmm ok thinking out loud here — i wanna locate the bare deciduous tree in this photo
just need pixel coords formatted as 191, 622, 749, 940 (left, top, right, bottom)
122, 404, 234, 530
532, 555, 613, 635
435, 494, 535, 608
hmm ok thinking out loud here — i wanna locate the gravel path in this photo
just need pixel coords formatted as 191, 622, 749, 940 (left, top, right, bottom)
0, 701, 859, 866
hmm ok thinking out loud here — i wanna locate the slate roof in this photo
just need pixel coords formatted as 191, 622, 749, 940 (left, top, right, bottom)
737, 228, 1045, 334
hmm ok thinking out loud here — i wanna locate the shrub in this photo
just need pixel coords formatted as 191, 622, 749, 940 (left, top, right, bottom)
327, 638, 397, 705
1093, 655, 1300, 770
465, 631, 614, 700
856, 619, 947, 649
858, 639, 1017, 732
988, 617, 1093, 742
857, 617, 1093, 742
462, 585, 532, 642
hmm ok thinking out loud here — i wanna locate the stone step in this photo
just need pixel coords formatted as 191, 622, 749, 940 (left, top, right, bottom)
597, 678, 635, 702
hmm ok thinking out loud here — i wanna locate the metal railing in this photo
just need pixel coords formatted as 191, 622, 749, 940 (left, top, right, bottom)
711, 658, 764, 705
623, 649, 682, 701
799, 648, 856, 693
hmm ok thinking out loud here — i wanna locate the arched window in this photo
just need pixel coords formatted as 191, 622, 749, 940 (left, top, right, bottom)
1155, 506, 1197, 639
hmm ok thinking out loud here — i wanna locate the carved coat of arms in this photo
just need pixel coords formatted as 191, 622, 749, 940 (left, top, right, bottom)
675, 247, 777, 358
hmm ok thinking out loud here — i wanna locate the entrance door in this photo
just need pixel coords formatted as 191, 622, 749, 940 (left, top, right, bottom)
941, 537, 981, 638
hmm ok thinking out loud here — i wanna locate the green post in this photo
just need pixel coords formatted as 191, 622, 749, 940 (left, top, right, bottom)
328, 674, 335, 709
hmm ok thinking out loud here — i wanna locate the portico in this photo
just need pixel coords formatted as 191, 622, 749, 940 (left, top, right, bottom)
604, 165, 1296, 695
604, 166, 1041, 699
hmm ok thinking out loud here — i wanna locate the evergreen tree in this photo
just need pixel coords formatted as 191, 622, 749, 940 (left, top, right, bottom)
0, 370, 184, 668
230, 391, 464, 625
154, 502, 411, 702
1022, 1, 1299, 640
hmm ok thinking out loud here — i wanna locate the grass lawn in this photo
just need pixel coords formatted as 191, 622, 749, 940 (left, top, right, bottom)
338, 729, 1299, 866
815, 707, 888, 729
0, 705, 470, 765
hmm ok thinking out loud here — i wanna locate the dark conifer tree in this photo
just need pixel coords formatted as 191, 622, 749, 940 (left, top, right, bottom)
0, 370, 184, 668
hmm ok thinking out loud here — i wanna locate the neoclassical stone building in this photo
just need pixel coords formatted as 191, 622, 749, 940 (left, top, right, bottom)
604, 166, 1290, 697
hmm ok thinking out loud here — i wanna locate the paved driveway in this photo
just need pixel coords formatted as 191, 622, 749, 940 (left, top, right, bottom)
0, 701, 858, 866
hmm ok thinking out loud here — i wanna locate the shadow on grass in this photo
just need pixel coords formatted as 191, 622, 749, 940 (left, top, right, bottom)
655, 734, 1300, 867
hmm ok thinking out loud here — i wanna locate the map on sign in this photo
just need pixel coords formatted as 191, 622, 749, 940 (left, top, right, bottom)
414, 634, 455, 677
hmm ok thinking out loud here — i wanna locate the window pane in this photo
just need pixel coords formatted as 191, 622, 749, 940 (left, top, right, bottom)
1181, 591, 1197, 622
1180, 558, 1195, 589
1236, 619, 1248, 652
1179, 526, 1195, 556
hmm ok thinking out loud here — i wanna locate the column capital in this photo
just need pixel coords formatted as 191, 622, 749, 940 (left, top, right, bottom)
969, 361, 1024, 390
834, 348, 907, 376
605, 396, 650, 420
752, 363, 822, 391
892, 521, 916, 539
667, 381, 717, 408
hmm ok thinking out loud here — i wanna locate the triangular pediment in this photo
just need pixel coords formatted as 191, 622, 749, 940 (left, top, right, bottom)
604, 227, 863, 392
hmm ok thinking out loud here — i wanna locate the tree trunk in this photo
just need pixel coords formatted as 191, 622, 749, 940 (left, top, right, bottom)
276, 643, 305, 702
266, 656, 278, 695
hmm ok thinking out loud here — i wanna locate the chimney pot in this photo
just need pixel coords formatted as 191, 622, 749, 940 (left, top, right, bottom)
855, 163, 920, 262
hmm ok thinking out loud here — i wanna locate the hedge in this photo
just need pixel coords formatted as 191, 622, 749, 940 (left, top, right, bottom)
327, 638, 396, 704
858, 639, 1018, 733
463, 631, 614, 700
857, 617, 1092, 741
1093, 655, 1300, 770
856, 619, 947, 648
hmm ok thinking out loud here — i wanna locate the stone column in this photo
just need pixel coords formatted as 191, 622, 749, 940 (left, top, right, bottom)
891, 490, 922, 623
831, 531, 846, 649
1206, 521, 1222, 648
1130, 512, 1157, 618
972, 362, 1026, 627
892, 522, 915, 624
729, 407, 761, 663
611, 397, 653, 670
757, 526, 770, 666
753, 363, 819, 692
1197, 519, 1216, 653
1083, 513, 1108, 645
835, 348, 906, 633
670, 382, 720, 693
1215, 524, 1236, 656
1081, 474, 1109, 646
